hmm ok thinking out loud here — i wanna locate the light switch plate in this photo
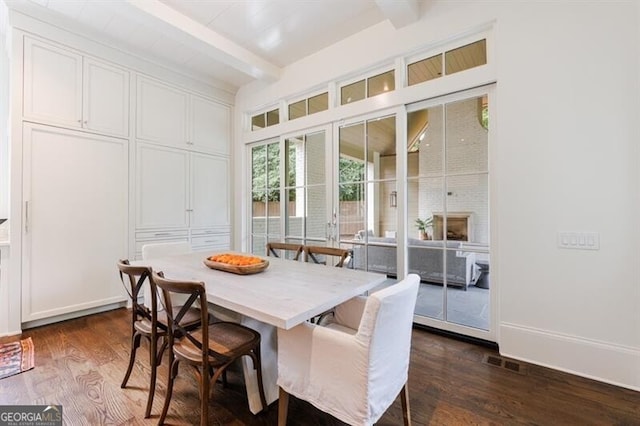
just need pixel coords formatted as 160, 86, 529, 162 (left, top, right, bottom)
557, 232, 599, 250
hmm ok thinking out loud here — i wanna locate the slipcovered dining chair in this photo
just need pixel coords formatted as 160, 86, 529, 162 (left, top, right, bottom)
277, 274, 420, 426
266, 242, 304, 261
117, 260, 201, 418
304, 245, 351, 267
152, 271, 268, 426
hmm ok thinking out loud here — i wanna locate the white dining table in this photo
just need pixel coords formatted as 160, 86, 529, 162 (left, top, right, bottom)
134, 250, 386, 414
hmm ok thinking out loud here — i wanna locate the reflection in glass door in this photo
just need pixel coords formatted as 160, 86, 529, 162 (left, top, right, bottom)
338, 115, 398, 276
407, 90, 491, 333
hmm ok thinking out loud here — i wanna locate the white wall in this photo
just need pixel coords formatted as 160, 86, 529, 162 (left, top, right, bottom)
0, 2, 9, 222
234, 1, 640, 390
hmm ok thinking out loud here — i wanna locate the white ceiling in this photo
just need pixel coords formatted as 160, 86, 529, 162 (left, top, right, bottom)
4, 0, 423, 92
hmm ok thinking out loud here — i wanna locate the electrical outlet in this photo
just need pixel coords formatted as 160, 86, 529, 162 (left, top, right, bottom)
557, 232, 599, 250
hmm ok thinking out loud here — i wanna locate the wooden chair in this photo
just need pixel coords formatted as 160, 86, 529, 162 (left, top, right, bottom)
153, 271, 268, 426
117, 260, 201, 418
277, 274, 420, 426
303, 245, 351, 267
266, 242, 304, 261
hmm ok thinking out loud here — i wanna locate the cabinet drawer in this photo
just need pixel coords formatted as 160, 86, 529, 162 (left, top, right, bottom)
135, 237, 188, 253
136, 230, 189, 240
191, 234, 230, 249
191, 227, 230, 236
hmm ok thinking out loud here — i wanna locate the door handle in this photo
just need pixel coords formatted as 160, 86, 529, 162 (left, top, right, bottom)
25, 201, 30, 233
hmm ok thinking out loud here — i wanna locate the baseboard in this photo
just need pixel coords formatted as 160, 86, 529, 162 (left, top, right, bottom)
22, 301, 128, 330
500, 322, 640, 391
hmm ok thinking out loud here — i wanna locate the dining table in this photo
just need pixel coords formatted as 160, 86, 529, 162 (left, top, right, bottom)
134, 250, 387, 414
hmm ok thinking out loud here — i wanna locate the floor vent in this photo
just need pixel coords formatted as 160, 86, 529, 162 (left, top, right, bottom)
483, 354, 526, 375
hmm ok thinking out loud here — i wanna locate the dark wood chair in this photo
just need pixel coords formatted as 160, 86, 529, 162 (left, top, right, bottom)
266, 242, 304, 261
303, 246, 353, 323
304, 245, 351, 267
153, 271, 268, 426
117, 259, 201, 418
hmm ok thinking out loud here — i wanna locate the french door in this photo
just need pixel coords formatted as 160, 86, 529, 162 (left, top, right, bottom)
407, 86, 494, 340
248, 88, 494, 341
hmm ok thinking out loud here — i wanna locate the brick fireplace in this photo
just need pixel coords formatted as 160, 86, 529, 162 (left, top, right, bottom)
433, 212, 472, 241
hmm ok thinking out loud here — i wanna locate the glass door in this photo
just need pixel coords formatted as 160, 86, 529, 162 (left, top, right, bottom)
407, 86, 492, 338
338, 113, 398, 277
249, 127, 331, 257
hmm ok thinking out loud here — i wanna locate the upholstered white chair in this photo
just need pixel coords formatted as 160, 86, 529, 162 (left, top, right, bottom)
141, 241, 191, 309
277, 274, 420, 426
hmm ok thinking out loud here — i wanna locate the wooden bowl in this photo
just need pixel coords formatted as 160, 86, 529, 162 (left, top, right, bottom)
203, 257, 269, 275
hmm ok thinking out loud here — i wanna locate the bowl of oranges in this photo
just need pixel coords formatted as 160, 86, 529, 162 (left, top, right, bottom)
203, 253, 269, 275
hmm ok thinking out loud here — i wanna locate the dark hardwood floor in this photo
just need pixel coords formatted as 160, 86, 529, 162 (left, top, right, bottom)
1, 308, 638, 425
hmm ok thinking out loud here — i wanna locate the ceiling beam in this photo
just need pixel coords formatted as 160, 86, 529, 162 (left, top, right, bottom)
374, 0, 421, 28
124, 0, 281, 82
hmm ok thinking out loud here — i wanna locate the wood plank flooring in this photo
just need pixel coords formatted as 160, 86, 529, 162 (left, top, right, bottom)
0, 308, 638, 425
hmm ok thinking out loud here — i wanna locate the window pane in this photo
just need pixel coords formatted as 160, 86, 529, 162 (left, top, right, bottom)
446, 250, 489, 330
408, 54, 443, 86
252, 234, 267, 256
445, 174, 488, 245
251, 113, 265, 131
408, 105, 444, 177
306, 131, 325, 185
367, 70, 395, 98
285, 188, 304, 238
308, 92, 328, 114
286, 137, 302, 187
366, 115, 396, 165
288, 100, 306, 120
339, 122, 365, 183
266, 142, 280, 192
445, 96, 488, 174
411, 246, 444, 320
373, 180, 397, 239
251, 145, 267, 190
408, 177, 443, 244
341, 79, 366, 105
445, 39, 487, 75
266, 108, 280, 126
251, 190, 267, 238
338, 182, 364, 242
306, 185, 326, 240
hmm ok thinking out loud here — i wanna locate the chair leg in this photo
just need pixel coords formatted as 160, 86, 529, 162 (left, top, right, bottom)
252, 345, 268, 413
158, 357, 179, 426
278, 387, 289, 426
200, 365, 209, 426
145, 336, 158, 418
400, 383, 411, 426
121, 332, 141, 388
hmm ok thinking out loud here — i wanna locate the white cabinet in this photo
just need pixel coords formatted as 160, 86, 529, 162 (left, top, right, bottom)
23, 37, 129, 137
135, 143, 230, 252
23, 37, 82, 128
191, 153, 230, 228
137, 77, 230, 155
136, 143, 190, 230
190, 95, 231, 155
21, 124, 128, 322
136, 77, 188, 146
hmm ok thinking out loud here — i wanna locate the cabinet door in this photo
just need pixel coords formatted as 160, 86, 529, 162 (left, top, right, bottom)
190, 95, 230, 155
190, 153, 229, 228
22, 124, 128, 322
84, 58, 129, 137
23, 38, 83, 128
136, 143, 189, 229
136, 78, 188, 146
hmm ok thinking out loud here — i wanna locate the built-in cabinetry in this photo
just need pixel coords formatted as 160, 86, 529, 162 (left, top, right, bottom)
23, 37, 129, 137
17, 35, 231, 326
134, 77, 231, 258
21, 123, 128, 322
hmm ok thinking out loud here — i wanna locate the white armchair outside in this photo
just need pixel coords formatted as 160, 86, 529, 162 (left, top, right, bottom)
277, 274, 420, 426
